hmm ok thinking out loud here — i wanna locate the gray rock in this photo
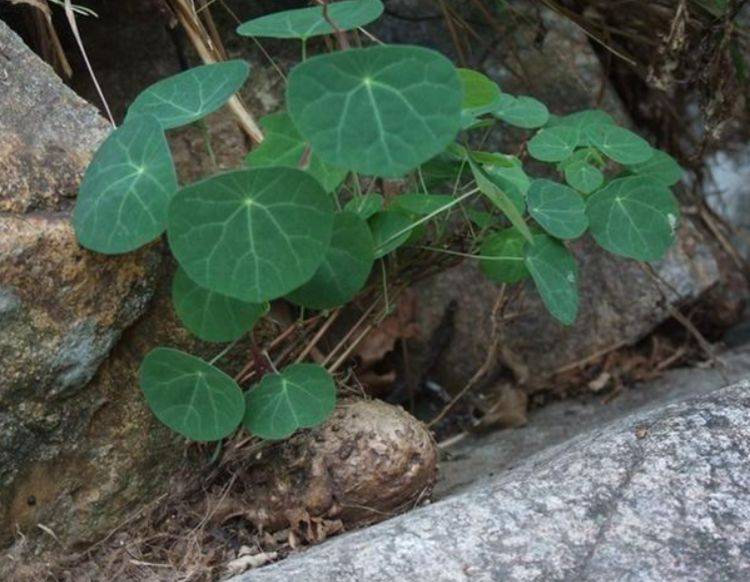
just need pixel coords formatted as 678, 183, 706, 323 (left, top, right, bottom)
414, 225, 721, 392
437, 346, 750, 498
234, 360, 750, 582
0, 19, 170, 549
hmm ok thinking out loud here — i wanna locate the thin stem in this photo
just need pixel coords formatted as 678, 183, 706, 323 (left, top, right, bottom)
380, 260, 390, 315
209, 338, 241, 365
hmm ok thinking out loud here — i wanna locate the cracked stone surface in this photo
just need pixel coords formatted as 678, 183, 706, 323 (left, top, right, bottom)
235, 362, 750, 581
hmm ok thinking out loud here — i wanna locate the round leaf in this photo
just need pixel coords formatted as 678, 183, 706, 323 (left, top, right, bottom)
287, 212, 374, 309
524, 235, 579, 326
168, 168, 334, 302
140, 348, 244, 442
564, 160, 604, 194
586, 124, 654, 165
73, 115, 177, 254
344, 193, 384, 220
626, 149, 683, 186
246, 111, 347, 193
126, 61, 250, 130
587, 176, 679, 261
528, 126, 579, 162
527, 179, 588, 239
243, 363, 336, 440
287, 45, 463, 178
493, 94, 549, 128
172, 268, 268, 343
370, 210, 413, 258
479, 229, 529, 283
237, 0, 384, 39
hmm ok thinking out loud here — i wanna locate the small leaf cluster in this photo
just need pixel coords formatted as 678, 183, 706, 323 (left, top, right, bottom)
73, 0, 682, 443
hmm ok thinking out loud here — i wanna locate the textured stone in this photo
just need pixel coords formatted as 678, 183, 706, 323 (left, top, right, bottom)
415, 224, 721, 392
0, 19, 170, 549
0, 20, 110, 213
234, 370, 750, 582
219, 399, 437, 533
0, 214, 159, 402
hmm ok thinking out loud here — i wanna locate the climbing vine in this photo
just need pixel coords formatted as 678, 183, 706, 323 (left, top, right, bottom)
73, 0, 682, 443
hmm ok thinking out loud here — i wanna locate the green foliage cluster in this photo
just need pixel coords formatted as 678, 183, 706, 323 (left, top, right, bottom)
74, 0, 682, 443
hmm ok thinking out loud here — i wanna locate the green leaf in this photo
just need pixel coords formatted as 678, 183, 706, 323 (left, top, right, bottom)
237, 0, 384, 39
564, 160, 604, 194
370, 210, 413, 258
73, 115, 177, 254
243, 363, 336, 440
548, 109, 614, 146
479, 229, 529, 283
344, 193, 384, 220
524, 235, 579, 326
586, 124, 654, 165
287, 212, 374, 309
245, 112, 347, 193
528, 126, 578, 162
626, 149, 683, 186
469, 157, 533, 242
484, 160, 531, 215
493, 94, 549, 128
467, 208, 500, 229
458, 68, 502, 116
168, 168, 334, 302
172, 268, 268, 343
587, 175, 679, 261
527, 179, 588, 240
126, 61, 250, 130
391, 193, 456, 216
139, 348, 244, 442
287, 45, 463, 178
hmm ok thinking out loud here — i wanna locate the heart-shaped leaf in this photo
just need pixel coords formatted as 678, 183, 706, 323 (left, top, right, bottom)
370, 210, 414, 258
524, 235, 579, 326
344, 193, 384, 220
626, 149, 683, 186
243, 363, 336, 440
74, 115, 178, 254
168, 168, 334, 302
479, 229, 529, 283
586, 124, 654, 165
237, 0, 384, 39
246, 112, 347, 193
287, 212, 374, 309
528, 126, 579, 162
493, 94, 549, 128
564, 160, 604, 194
287, 45, 463, 178
140, 348, 244, 442
587, 175, 679, 261
172, 268, 268, 342
126, 61, 250, 129
527, 179, 588, 239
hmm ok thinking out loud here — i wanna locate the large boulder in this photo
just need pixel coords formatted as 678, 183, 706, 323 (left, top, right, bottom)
232, 364, 750, 581
0, 19, 175, 549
